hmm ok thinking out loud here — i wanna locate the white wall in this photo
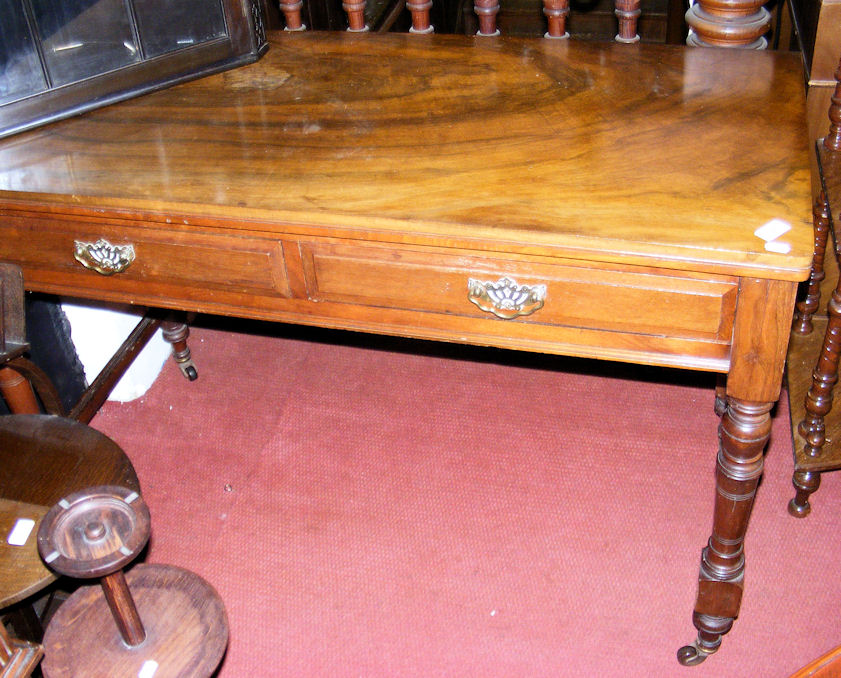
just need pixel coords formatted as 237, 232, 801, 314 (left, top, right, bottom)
61, 303, 170, 402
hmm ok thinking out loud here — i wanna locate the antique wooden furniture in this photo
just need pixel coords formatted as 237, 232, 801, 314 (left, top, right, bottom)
0, 415, 140, 610
0, 0, 268, 139
0, 260, 195, 420
0, 263, 63, 415
787, 52, 841, 517
790, 0, 841, 186
279, 0, 775, 44
36, 485, 228, 678
458, 0, 685, 43
0, 31, 812, 664
789, 644, 841, 677
0, 623, 41, 678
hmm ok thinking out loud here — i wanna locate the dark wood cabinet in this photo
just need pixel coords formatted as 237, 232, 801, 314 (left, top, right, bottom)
0, 0, 268, 139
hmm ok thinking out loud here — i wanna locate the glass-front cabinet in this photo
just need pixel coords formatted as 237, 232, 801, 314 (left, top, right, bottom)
0, 0, 267, 138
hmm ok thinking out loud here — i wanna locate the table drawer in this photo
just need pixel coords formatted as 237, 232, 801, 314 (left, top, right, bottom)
300, 241, 739, 344
0, 213, 290, 306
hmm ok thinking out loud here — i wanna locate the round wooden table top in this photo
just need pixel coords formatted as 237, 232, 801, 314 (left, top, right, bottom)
41, 564, 229, 678
0, 415, 140, 607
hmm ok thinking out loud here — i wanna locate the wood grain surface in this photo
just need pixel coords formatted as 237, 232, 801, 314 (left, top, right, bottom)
0, 415, 140, 607
0, 31, 812, 280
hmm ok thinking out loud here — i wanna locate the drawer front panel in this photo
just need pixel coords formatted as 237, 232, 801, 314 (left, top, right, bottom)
300, 242, 738, 343
0, 214, 290, 304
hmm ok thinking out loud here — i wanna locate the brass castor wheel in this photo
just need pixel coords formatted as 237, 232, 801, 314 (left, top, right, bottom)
38, 485, 228, 678
676, 638, 718, 666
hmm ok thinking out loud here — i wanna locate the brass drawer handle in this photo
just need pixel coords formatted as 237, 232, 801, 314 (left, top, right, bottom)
74, 239, 135, 275
467, 276, 546, 319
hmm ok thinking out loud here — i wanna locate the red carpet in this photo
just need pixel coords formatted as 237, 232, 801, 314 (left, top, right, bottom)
90, 320, 841, 677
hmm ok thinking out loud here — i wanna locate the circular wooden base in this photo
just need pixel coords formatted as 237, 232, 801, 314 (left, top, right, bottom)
42, 563, 228, 678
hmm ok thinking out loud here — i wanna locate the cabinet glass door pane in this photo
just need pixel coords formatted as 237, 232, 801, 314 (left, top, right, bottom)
134, 0, 227, 59
30, 0, 141, 87
0, 1, 48, 105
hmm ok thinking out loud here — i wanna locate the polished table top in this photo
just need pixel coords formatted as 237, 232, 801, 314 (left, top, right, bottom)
0, 33, 815, 665
0, 32, 813, 282
0, 415, 140, 607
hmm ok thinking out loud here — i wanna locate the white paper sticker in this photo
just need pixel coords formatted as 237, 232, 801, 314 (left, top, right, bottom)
764, 240, 792, 254
7, 518, 35, 546
754, 218, 792, 242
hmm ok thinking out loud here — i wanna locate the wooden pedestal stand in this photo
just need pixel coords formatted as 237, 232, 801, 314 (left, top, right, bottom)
36, 486, 228, 678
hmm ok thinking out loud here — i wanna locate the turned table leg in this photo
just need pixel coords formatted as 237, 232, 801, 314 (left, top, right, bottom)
161, 319, 198, 381
678, 278, 795, 665
678, 397, 770, 665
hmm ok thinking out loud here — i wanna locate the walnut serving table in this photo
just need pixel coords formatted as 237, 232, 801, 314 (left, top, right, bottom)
0, 32, 812, 665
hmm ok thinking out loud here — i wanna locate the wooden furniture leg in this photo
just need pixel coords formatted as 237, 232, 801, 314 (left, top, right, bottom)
0, 359, 63, 416
679, 397, 771, 665
68, 315, 162, 424
0, 368, 39, 414
679, 278, 796, 664
793, 194, 832, 336
786, 50, 841, 517
0, 623, 42, 678
161, 319, 198, 382
789, 262, 841, 516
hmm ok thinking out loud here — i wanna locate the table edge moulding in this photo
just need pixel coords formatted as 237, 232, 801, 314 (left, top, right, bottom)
0, 31, 813, 666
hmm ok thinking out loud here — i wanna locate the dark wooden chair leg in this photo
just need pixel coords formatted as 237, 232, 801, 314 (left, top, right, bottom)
789, 469, 821, 518
161, 319, 198, 381
796, 283, 841, 456
789, 247, 841, 516
793, 193, 832, 336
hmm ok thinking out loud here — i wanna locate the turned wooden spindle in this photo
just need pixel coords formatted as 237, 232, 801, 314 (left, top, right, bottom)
279, 0, 306, 30
614, 0, 640, 42
38, 485, 228, 678
542, 0, 570, 38
343, 0, 369, 31
793, 194, 832, 335
787, 60, 841, 517
685, 0, 771, 48
797, 283, 841, 458
407, 0, 434, 33
0, 366, 41, 413
474, 0, 500, 35
824, 58, 841, 152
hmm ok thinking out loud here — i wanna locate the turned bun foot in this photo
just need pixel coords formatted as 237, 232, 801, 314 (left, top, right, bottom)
789, 471, 820, 518
788, 496, 812, 518
38, 485, 228, 678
